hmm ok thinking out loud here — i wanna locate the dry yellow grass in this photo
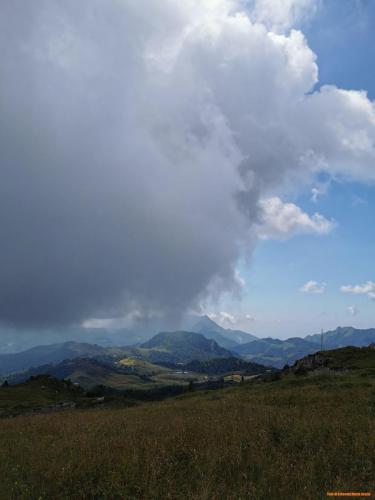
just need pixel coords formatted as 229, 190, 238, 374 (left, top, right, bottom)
0, 373, 374, 499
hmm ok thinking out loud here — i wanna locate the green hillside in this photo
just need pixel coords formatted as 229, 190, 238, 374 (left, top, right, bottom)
5, 358, 159, 391
117, 357, 169, 376
0, 375, 85, 418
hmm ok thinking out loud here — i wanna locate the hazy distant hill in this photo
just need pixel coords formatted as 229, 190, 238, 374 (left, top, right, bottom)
233, 337, 319, 368
140, 331, 234, 363
237, 328, 375, 369
0, 342, 109, 376
0, 325, 152, 355
305, 326, 375, 349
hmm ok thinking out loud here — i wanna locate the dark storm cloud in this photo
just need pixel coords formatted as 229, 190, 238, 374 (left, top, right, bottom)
0, 1, 247, 326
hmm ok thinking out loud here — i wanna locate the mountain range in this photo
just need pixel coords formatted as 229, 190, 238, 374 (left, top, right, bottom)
0, 330, 233, 379
1, 319, 374, 378
231, 327, 375, 368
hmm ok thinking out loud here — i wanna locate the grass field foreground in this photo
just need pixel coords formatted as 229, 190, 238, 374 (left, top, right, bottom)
0, 373, 375, 499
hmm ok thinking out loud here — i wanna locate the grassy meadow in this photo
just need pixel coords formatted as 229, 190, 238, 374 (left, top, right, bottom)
1, 371, 375, 499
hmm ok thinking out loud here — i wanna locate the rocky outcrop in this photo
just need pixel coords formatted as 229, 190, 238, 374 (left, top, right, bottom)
283, 352, 338, 376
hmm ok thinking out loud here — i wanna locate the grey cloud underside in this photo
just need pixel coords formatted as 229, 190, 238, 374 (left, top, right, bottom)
0, 0, 374, 327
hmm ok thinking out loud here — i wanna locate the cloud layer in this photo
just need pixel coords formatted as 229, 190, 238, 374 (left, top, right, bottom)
0, 0, 375, 327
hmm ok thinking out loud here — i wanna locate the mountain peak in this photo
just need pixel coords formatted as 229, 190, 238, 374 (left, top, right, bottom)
140, 330, 233, 362
193, 315, 224, 333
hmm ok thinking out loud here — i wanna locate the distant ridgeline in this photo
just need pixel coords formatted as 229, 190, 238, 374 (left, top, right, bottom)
232, 327, 375, 368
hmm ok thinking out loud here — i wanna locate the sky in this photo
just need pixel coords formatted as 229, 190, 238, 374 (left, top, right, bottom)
0, 0, 374, 345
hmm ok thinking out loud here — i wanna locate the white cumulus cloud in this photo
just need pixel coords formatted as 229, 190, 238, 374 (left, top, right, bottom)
256, 197, 334, 240
249, 0, 319, 33
300, 281, 326, 294
340, 281, 375, 302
